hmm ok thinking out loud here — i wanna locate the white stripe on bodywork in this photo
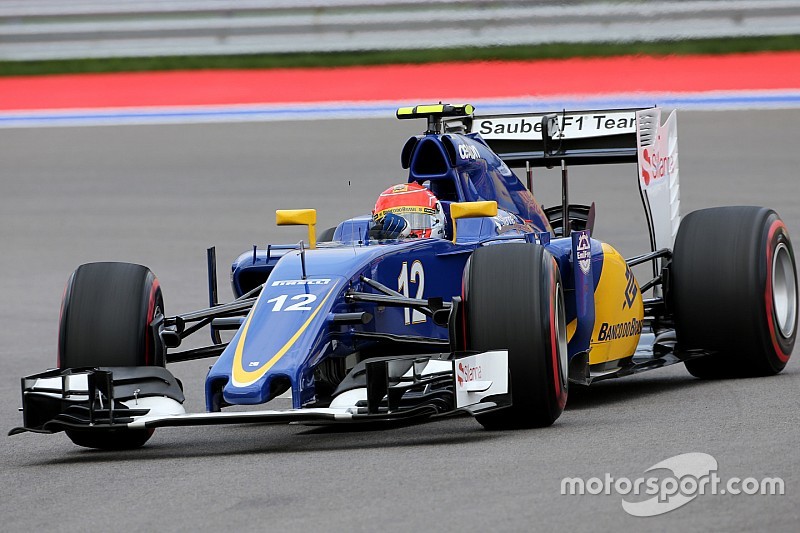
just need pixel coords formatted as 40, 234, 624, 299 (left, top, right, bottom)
126, 408, 355, 429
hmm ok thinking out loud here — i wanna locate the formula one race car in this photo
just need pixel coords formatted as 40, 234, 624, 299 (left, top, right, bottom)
11, 103, 798, 450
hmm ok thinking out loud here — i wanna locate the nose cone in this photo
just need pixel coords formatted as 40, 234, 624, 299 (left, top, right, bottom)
215, 277, 342, 406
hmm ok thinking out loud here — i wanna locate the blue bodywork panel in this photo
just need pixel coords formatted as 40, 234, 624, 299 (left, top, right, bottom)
209, 131, 605, 410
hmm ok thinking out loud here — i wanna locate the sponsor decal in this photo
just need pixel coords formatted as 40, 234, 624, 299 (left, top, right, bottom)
479, 118, 542, 136
375, 205, 436, 220
640, 138, 677, 187
457, 143, 481, 160
477, 112, 636, 140
587, 114, 635, 131
272, 278, 331, 286
561, 452, 785, 518
597, 318, 643, 341
456, 360, 482, 388
576, 232, 592, 275
492, 213, 519, 230
622, 266, 638, 309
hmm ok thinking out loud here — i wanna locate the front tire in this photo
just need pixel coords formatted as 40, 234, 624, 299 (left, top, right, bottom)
58, 262, 164, 449
672, 207, 797, 378
463, 244, 568, 429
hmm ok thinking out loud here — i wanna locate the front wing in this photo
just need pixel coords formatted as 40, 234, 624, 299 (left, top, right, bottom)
10, 351, 510, 437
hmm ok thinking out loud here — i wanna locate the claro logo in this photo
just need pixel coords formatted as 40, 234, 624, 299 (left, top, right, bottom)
458, 143, 481, 160
456, 361, 482, 387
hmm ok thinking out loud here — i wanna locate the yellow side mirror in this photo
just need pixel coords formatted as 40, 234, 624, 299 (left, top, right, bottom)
449, 201, 498, 243
276, 209, 317, 249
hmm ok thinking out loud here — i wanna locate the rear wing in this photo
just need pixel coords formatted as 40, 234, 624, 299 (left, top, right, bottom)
447, 109, 640, 168
445, 107, 680, 285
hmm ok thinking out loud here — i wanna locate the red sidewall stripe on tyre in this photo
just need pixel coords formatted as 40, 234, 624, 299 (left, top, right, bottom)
765, 220, 791, 363
548, 262, 566, 410
145, 278, 160, 367
461, 262, 468, 352
56, 277, 70, 369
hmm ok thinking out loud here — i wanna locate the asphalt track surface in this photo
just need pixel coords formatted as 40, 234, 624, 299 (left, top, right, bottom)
1, 110, 798, 532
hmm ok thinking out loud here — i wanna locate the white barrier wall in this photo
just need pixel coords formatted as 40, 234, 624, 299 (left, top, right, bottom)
1, 0, 799, 60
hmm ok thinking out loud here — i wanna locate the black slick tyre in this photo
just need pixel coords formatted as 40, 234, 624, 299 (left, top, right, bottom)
58, 262, 164, 449
672, 207, 797, 378
462, 243, 568, 429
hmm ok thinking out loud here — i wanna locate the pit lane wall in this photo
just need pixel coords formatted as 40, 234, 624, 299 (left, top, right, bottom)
2, 0, 800, 61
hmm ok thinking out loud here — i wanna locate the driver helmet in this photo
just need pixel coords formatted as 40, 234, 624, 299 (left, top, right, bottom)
372, 183, 445, 239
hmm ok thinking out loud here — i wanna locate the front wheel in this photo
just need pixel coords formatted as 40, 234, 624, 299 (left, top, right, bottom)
462, 243, 568, 429
672, 206, 797, 378
58, 262, 164, 449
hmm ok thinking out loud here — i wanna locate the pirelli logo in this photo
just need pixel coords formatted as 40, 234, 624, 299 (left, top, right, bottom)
272, 279, 331, 286
597, 318, 643, 342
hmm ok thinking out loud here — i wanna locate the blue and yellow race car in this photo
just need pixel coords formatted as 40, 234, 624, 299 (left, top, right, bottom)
12, 104, 798, 450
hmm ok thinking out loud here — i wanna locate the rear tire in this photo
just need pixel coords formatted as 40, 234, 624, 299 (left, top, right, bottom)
463, 244, 568, 429
672, 207, 797, 378
58, 262, 164, 449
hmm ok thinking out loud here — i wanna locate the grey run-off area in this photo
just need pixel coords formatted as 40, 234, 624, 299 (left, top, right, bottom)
0, 110, 798, 531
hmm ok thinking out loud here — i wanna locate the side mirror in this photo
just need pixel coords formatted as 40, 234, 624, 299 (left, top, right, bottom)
449, 201, 498, 242
276, 209, 317, 249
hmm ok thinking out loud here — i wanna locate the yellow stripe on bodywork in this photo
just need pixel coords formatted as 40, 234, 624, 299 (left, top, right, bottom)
566, 319, 577, 343
396, 104, 474, 118
415, 104, 445, 114
588, 243, 644, 365
232, 286, 336, 387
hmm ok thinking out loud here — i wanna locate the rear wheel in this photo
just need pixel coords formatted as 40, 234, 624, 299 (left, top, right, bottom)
59, 262, 164, 449
672, 207, 797, 378
463, 244, 568, 429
